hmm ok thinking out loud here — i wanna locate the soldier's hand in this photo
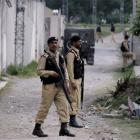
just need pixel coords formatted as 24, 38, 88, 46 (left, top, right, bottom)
71, 82, 77, 89
50, 71, 59, 77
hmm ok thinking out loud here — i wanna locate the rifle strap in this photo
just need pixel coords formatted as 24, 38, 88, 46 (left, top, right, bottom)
69, 49, 78, 58
44, 50, 63, 66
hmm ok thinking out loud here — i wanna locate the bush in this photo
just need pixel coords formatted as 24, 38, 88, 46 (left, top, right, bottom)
7, 65, 19, 75
132, 8, 140, 36
7, 61, 37, 77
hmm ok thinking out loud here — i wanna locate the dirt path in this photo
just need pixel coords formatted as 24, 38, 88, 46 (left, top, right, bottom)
84, 33, 122, 106
0, 34, 123, 140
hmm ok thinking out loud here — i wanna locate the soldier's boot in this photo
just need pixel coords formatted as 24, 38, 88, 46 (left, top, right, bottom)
59, 123, 75, 137
32, 123, 48, 137
69, 115, 83, 128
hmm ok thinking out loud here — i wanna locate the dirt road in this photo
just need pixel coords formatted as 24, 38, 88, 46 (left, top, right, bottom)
0, 34, 123, 140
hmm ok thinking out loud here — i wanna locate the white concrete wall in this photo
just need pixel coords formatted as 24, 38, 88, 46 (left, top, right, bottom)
0, 0, 65, 74
50, 13, 60, 40
0, 0, 2, 74
60, 15, 66, 47
44, 17, 51, 50
44, 9, 66, 52
6, 0, 16, 67
0, 0, 16, 73
24, 0, 35, 65
36, 1, 45, 58
24, 1, 45, 65
0, 1, 7, 72
48, 10, 65, 47
44, 7, 52, 49
133, 36, 140, 65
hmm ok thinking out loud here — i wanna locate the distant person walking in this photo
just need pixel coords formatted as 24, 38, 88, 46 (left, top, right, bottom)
110, 23, 116, 43
111, 23, 115, 33
96, 25, 103, 43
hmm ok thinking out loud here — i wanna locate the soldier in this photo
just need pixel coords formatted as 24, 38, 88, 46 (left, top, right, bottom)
96, 25, 103, 43
32, 37, 75, 137
110, 23, 115, 33
110, 23, 116, 43
66, 35, 84, 128
121, 35, 136, 71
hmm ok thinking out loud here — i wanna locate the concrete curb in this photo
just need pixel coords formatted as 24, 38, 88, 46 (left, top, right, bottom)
0, 77, 8, 91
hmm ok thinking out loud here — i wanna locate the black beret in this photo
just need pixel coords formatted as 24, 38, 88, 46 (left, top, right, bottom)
70, 35, 81, 43
47, 37, 58, 44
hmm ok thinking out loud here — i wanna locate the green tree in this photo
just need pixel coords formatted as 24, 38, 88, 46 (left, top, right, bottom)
97, 0, 132, 23
132, 8, 140, 36
45, 0, 62, 9
68, 0, 92, 23
45, 0, 132, 24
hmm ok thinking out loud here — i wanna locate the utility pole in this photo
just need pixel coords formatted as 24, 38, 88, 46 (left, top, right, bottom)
35, 0, 38, 60
62, 0, 65, 15
62, 0, 68, 22
132, 0, 137, 19
15, 0, 25, 66
120, 0, 124, 31
0, 0, 3, 74
92, 0, 97, 25
131, 0, 137, 52
66, 0, 68, 22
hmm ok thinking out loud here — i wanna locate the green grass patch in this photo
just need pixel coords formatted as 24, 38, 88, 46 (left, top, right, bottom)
108, 118, 140, 140
7, 65, 19, 75
93, 67, 140, 110
120, 67, 135, 78
111, 95, 128, 109
7, 61, 37, 77
109, 69, 139, 109
113, 66, 135, 82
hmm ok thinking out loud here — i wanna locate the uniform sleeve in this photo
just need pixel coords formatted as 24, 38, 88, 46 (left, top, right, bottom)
37, 56, 54, 77
66, 52, 75, 83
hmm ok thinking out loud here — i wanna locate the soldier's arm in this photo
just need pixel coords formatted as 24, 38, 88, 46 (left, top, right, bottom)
37, 56, 56, 77
66, 52, 75, 83
123, 42, 129, 51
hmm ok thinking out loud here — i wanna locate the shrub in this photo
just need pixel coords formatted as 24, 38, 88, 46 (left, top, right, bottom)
7, 65, 19, 75
7, 61, 37, 77
132, 8, 140, 36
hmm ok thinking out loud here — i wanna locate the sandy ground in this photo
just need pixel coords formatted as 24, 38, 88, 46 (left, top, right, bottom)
0, 33, 124, 140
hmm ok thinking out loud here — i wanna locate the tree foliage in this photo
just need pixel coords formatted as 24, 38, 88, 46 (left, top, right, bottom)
45, 0, 62, 9
132, 8, 140, 36
45, 0, 132, 24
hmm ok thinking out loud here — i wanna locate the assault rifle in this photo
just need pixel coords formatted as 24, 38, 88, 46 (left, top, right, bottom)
47, 55, 73, 111
80, 59, 84, 109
